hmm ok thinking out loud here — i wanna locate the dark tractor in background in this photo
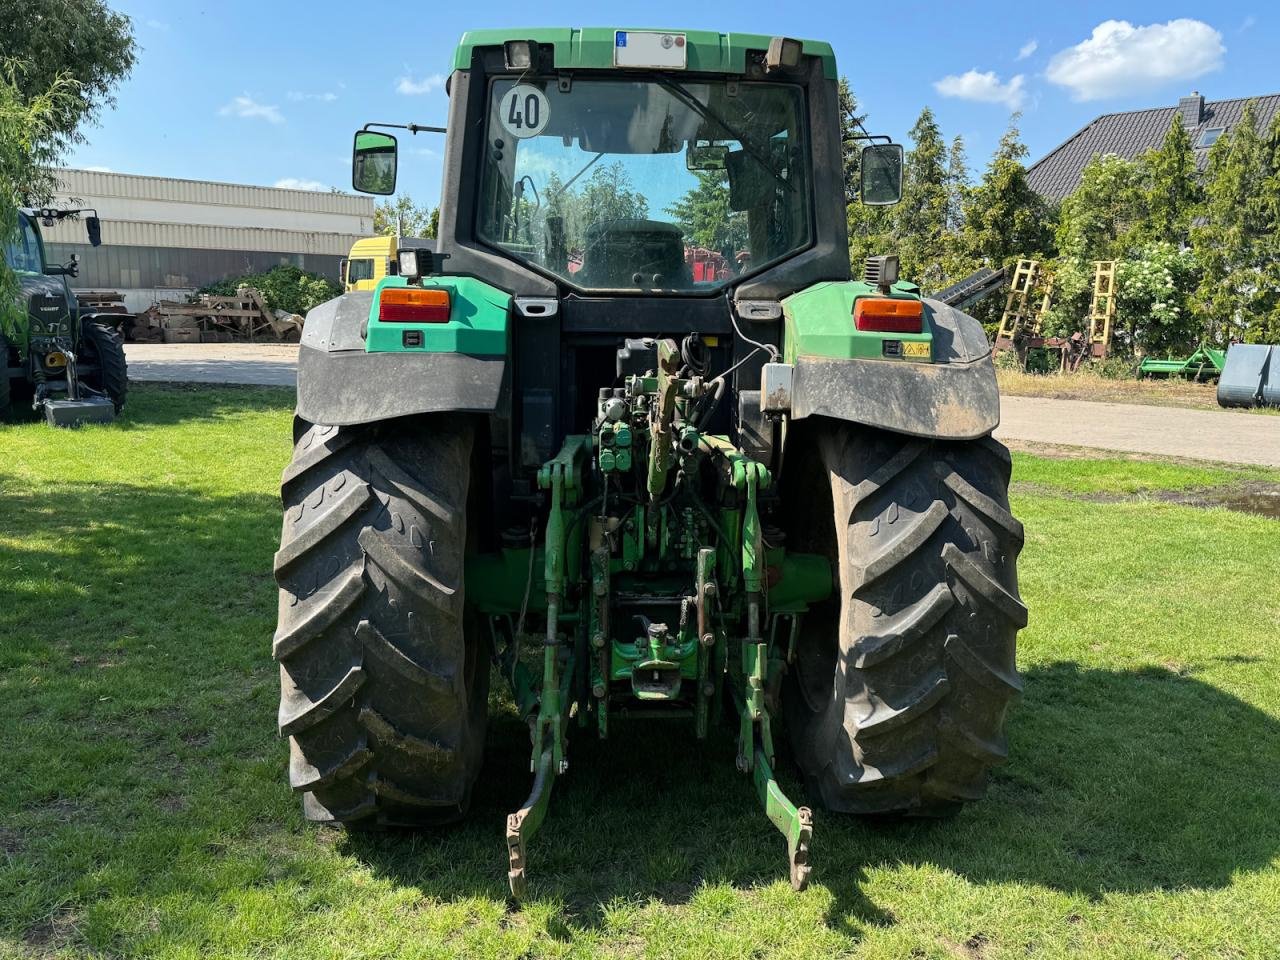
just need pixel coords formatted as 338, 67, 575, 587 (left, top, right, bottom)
2, 209, 127, 426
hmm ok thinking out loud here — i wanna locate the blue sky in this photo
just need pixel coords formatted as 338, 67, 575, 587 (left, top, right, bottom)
70, 1, 1274, 207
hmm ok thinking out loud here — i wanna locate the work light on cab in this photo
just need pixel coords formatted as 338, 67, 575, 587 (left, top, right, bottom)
378, 287, 451, 323
853, 297, 924, 333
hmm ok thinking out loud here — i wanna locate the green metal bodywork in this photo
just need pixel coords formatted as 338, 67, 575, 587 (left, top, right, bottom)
452, 28, 837, 78
782, 280, 933, 363
365, 275, 510, 355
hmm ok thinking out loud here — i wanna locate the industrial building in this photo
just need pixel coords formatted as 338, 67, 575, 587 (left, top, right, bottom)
1028, 90, 1280, 201
39, 169, 375, 312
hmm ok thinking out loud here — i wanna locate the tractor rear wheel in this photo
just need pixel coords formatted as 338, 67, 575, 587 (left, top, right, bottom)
78, 320, 128, 412
784, 421, 1026, 816
273, 416, 489, 826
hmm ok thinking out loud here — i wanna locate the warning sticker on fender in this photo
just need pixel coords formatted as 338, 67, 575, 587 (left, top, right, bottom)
903, 341, 931, 359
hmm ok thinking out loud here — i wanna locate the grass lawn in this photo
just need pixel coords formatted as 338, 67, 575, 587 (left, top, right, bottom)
2, 385, 1279, 960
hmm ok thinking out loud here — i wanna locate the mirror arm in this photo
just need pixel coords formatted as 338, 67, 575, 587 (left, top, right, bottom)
362, 121, 447, 136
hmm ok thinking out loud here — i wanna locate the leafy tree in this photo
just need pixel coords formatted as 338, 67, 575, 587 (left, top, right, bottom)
2, 70, 76, 335
1043, 153, 1144, 340
1115, 242, 1202, 354
666, 171, 746, 252
1192, 101, 1271, 343
959, 117, 1051, 270
578, 162, 648, 226
198, 264, 340, 316
1137, 113, 1199, 245
837, 77, 867, 200
0, 0, 136, 149
896, 107, 949, 289
374, 195, 438, 239
944, 135, 970, 233
1254, 111, 1280, 344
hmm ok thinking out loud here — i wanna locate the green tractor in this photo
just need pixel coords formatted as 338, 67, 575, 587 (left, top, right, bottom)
274, 29, 1026, 897
2, 208, 128, 425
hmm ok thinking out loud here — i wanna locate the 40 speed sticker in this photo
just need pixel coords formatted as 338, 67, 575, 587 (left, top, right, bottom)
499, 84, 549, 139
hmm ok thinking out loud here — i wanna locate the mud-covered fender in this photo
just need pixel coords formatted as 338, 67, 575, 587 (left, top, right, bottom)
294, 292, 507, 427
789, 297, 1000, 440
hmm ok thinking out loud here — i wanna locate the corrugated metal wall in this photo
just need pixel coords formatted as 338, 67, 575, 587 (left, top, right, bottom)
56, 168, 374, 217
42, 218, 365, 257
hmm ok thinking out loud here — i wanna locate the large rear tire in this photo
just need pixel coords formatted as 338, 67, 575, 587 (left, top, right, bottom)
78, 320, 128, 412
273, 416, 489, 825
784, 422, 1026, 815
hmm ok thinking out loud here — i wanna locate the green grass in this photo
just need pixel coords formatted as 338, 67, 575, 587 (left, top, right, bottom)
3, 385, 1279, 959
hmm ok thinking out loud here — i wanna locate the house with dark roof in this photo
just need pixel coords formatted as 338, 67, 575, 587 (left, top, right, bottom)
1027, 91, 1280, 201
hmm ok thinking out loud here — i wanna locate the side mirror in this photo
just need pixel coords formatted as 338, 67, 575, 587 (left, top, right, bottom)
352, 130, 398, 195
85, 215, 102, 247
860, 143, 903, 206
44, 254, 80, 278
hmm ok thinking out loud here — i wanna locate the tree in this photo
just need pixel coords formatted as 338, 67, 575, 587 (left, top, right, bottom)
578, 162, 648, 226
2, 70, 76, 331
1137, 113, 1199, 245
1115, 242, 1202, 354
944, 135, 970, 233
198, 264, 339, 316
1192, 101, 1271, 343
666, 171, 745, 252
837, 77, 867, 200
0, 0, 136, 149
895, 107, 949, 289
1254, 111, 1280, 344
374, 195, 438, 239
960, 117, 1051, 270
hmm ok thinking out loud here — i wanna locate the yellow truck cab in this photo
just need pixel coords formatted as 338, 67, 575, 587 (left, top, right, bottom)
341, 235, 433, 291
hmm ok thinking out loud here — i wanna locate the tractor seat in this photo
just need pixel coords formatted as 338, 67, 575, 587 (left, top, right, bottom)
578, 219, 692, 289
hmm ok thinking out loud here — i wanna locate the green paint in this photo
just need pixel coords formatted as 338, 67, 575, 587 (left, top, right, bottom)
782, 280, 934, 364
452, 28, 837, 79
365, 275, 510, 355
767, 552, 833, 612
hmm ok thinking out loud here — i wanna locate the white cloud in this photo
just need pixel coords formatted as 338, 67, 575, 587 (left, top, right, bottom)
933, 70, 1026, 110
273, 178, 329, 191
288, 90, 338, 102
1046, 19, 1225, 101
1016, 39, 1038, 61
1239, 15, 1256, 32
396, 73, 445, 95
81, 165, 113, 173
218, 95, 283, 124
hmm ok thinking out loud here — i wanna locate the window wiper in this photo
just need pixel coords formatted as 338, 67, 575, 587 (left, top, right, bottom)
654, 77, 793, 194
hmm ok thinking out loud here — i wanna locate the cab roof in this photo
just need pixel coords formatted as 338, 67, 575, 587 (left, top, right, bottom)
451, 28, 836, 79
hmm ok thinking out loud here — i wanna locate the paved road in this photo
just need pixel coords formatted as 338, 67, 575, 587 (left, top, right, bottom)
125, 343, 299, 387
125, 345, 1279, 467
995, 395, 1280, 468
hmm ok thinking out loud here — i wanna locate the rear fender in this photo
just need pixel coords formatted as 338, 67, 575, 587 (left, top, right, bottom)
786, 295, 1000, 440
295, 291, 509, 427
